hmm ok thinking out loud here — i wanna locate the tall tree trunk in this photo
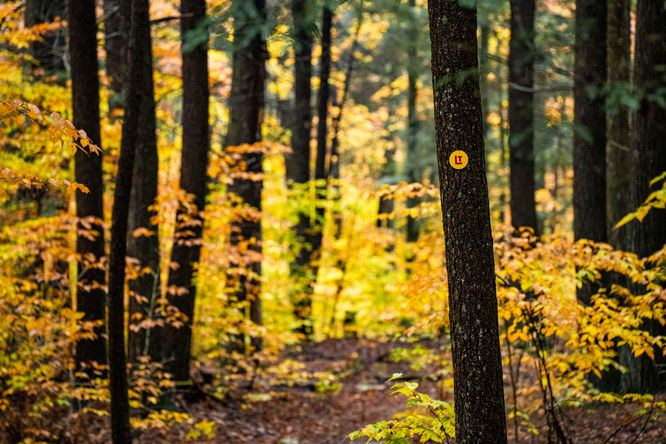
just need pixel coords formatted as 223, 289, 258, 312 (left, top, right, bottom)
225, 0, 267, 352
622, 0, 666, 394
103, 0, 128, 109
24, 0, 66, 74
508, 0, 537, 232
126, 0, 161, 364
164, 0, 210, 383
405, 0, 420, 243
479, 23, 490, 141
427, 1, 508, 442
311, 1, 333, 259
68, 0, 107, 371
573, 0, 607, 305
601, 0, 632, 394
287, 0, 314, 339
606, 0, 632, 244
107, 0, 148, 439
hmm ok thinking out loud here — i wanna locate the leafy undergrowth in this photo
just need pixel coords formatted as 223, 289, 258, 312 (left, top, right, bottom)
65, 338, 665, 444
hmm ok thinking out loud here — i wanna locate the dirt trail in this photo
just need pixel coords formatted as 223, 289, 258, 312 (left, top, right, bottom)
146, 338, 665, 444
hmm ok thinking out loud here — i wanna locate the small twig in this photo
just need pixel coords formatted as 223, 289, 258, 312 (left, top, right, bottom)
629, 401, 655, 444
150, 13, 194, 25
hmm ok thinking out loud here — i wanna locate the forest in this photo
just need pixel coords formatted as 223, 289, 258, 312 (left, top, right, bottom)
0, 0, 665, 442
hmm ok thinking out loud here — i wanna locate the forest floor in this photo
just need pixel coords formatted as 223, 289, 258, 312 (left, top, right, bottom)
127, 338, 665, 443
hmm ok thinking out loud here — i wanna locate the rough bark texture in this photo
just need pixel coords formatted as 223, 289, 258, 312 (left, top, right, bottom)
225, 0, 266, 351
126, 0, 161, 364
508, 0, 537, 232
622, 0, 666, 394
600, 0, 632, 394
107, 0, 144, 439
606, 0, 632, 246
69, 0, 107, 370
24, 0, 66, 73
164, 0, 210, 382
573, 0, 607, 305
405, 0, 420, 243
288, 0, 314, 339
479, 23, 490, 140
427, 1, 508, 443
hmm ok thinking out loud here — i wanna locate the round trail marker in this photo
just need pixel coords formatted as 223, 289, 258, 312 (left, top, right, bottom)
449, 150, 468, 169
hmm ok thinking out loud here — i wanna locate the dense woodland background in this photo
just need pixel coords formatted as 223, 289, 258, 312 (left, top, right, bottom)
0, 0, 665, 442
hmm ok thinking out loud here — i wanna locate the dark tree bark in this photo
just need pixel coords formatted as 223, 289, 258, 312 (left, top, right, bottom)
427, 1, 508, 442
287, 0, 313, 185
405, 0, 420, 243
628, 0, 666, 261
599, 0, 632, 394
125, 0, 161, 364
508, 0, 537, 232
107, 0, 148, 439
164, 0, 210, 383
312, 2, 333, 252
287, 0, 314, 339
104, 0, 129, 108
479, 23, 490, 141
68, 0, 107, 371
24, 0, 66, 74
622, 0, 666, 394
225, 0, 267, 351
606, 0, 632, 246
573, 0, 607, 305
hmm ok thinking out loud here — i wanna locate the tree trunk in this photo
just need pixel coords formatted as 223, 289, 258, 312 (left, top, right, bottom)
622, 0, 666, 394
427, 1, 508, 442
68, 0, 107, 371
573, 0, 607, 305
164, 0, 210, 383
287, 0, 314, 339
508, 0, 537, 232
606, 0, 632, 245
103, 0, 129, 109
24, 0, 66, 74
311, 2, 333, 259
600, 0, 632, 394
125, 0, 161, 364
479, 23, 490, 141
107, 0, 148, 439
225, 0, 267, 352
405, 0, 420, 243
